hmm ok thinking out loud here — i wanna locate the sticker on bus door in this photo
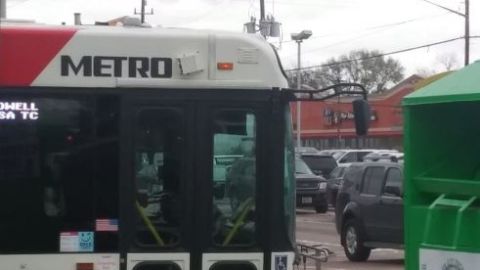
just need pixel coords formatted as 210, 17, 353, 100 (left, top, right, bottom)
60, 231, 94, 252
274, 255, 287, 270
96, 255, 118, 270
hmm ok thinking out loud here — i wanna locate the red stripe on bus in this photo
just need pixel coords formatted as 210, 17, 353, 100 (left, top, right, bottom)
0, 27, 77, 86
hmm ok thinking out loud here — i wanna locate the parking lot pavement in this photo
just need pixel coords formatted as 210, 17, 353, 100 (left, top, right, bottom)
296, 208, 404, 270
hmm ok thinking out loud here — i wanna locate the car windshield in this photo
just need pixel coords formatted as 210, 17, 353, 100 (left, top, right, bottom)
295, 158, 313, 174
301, 155, 337, 175
331, 151, 346, 160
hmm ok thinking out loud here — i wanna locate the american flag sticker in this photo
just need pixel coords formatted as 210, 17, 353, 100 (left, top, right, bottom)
95, 219, 119, 232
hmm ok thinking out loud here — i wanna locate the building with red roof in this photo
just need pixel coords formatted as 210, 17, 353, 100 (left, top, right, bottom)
292, 75, 423, 150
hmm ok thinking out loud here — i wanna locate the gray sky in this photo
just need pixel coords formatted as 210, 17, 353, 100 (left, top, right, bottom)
6, 0, 480, 77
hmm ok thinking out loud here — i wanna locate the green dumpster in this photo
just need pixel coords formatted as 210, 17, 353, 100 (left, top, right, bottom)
403, 61, 480, 270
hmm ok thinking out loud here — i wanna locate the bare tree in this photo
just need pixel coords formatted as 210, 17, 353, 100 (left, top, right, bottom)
313, 49, 405, 93
436, 53, 459, 71
415, 67, 437, 78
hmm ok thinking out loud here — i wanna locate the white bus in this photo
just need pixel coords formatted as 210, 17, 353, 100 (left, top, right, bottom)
0, 20, 369, 270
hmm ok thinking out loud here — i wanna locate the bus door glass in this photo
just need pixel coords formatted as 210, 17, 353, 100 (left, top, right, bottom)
128, 106, 189, 270
211, 110, 257, 246
126, 97, 274, 270
205, 109, 263, 270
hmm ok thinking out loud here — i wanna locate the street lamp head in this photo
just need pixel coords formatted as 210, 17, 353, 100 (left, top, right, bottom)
291, 30, 312, 41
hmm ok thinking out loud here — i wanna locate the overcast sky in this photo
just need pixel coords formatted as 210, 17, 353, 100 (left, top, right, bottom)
6, 0, 480, 77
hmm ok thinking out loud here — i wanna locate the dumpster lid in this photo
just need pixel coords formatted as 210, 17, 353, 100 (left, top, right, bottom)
403, 60, 480, 106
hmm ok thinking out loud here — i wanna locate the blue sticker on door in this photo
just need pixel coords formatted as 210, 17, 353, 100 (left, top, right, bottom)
78, 232, 94, 252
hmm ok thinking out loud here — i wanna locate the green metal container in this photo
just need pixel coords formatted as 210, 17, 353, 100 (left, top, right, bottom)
403, 61, 480, 270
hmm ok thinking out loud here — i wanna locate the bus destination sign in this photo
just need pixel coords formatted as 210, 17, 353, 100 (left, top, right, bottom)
0, 102, 39, 121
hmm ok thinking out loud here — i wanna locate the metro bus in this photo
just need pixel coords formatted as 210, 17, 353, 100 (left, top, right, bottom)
0, 20, 368, 270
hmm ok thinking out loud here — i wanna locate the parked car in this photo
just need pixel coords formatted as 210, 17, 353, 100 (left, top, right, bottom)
319, 149, 398, 164
298, 153, 338, 178
335, 162, 403, 261
295, 146, 320, 154
295, 157, 329, 213
326, 163, 350, 208
363, 151, 404, 163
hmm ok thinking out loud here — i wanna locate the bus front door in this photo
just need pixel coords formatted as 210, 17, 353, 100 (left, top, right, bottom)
124, 95, 273, 270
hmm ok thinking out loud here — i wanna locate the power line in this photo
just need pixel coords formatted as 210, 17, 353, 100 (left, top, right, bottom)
275, 12, 450, 45
302, 25, 396, 53
285, 36, 472, 72
419, 0, 469, 66
232, 0, 361, 8
303, 13, 455, 53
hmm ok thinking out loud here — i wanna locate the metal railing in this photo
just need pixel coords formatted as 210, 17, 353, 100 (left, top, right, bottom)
295, 243, 333, 270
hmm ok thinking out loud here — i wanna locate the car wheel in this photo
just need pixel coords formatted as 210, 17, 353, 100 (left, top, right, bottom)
342, 219, 371, 262
314, 204, 328, 213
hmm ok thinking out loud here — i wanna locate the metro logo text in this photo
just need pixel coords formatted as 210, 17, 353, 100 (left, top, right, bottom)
61, 55, 173, 78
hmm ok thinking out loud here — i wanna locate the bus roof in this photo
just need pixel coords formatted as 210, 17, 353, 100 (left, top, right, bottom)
0, 23, 289, 89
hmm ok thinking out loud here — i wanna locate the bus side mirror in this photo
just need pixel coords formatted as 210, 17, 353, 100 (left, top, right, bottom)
352, 99, 370, 136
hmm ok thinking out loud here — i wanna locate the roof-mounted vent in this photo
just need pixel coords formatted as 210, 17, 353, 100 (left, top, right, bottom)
94, 16, 150, 27
122, 17, 143, 27
237, 48, 259, 64
74, 13, 82, 25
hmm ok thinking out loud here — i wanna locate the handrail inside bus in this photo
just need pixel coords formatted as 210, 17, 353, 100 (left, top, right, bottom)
223, 197, 255, 246
284, 83, 368, 101
135, 200, 165, 246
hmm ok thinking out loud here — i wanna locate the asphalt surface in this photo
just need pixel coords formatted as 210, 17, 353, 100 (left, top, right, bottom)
296, 208, 404, 270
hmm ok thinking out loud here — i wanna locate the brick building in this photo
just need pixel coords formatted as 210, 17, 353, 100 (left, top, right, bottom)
292, 75, 423, 150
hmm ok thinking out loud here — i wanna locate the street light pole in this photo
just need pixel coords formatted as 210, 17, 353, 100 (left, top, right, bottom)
296, 39, 302, 149
421, 0, 470, 66
291, 30, 312, 149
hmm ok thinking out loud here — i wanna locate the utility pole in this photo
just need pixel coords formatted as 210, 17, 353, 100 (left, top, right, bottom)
421, 0, 470, 66
260, 0, 265, 21
134, 0, 153, 24
244, 0, 282, 38
465, 0, 470, 66
1, 0, 6, 19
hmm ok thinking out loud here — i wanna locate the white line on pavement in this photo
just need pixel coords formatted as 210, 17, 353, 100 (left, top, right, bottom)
297, 219, 335, 225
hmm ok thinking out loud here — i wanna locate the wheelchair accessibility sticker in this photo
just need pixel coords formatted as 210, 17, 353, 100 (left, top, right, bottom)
60, 231, 94, 252
274, 255, 288, 270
